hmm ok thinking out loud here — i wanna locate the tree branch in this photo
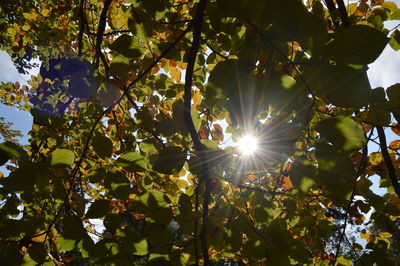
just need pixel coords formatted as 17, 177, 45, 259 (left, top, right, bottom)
324, 0, 340, 28
77, 0, 87, 56
93, 0, 112, 68
377, 126, 400, 198
182, 0, 210, 264
337, 0, 350, 27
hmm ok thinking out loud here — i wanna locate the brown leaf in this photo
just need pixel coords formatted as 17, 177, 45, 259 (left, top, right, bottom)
391, 123, 400, 136
169, 59, 177, 67
198, 126, 209, 140
389, 140, 400, 150
371, 0, 384, 6
246, 174, 257, 182
211, 124, 224, 143
282, 176, 293, 190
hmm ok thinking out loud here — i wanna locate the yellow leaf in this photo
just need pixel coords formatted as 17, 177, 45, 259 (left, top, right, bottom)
369, 152, 383, 166
170, 67, 181, 82
41, 8, 50, 16
31, 231, 46, 243
7, 27, 16, 36
193, 90, 202, 106
379, 232, 393, 238
128, 194, 136, 200
177, 179, 188, 189
22, 24, 31, 31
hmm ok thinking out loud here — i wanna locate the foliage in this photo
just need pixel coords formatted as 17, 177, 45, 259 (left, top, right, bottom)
1, 0, 400, 264
0, 117, 23, 143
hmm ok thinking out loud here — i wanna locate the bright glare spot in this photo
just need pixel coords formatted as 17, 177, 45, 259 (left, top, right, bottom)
237, 135, 258, 155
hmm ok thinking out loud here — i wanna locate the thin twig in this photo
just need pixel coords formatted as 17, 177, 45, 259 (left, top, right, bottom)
89, 29, 131, 36
333, 128, 372, 264
204, 40, 228, 59
158, 19, 193, 25
239, 187, 255, 224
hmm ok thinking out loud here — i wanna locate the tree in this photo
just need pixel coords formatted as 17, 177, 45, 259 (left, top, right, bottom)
1, 0, 400, 264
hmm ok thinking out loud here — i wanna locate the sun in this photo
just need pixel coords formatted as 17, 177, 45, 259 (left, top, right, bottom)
237, 135, 259, 155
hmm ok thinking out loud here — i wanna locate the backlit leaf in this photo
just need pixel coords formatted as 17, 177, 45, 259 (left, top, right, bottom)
0, 141, 27, 165
151, 146, 186, 174
110, 34, 145, 58
325, 25, 389, 65
116, 151, 148, 172
50, 149, 75, 167
92, 134, 113, 159
369, 152, 384, 165
389, 140, 400, 150
316, 116, 366, 152
85, 199, 110, 219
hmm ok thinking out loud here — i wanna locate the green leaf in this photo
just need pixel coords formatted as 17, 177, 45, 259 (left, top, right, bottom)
60, 57, 94, 77
133, 238, 148, 256
389, 29, 400, 50
289, 156, 317, 193
132, 190, 172, 224
104, 213, 123, 232
316, 143, 356, 200
57, 216, 85, 251
136, 108, 153, 131
156, 118, 177, 137
50, 149, 75, 167
316, 116, 366, 152
116, 151, 148, 172
303, 63, 371, 108
110, 34, 145, 58
61, 215, 85, 239
78, 234, 95, 258
92, 134, 113, 159
27, 243, 47, 263
139, 139, 158, 154
151, 146, 186, 174
71, 193, 86, 217
85, 199, 110, 219
325, 25, 389, 65
69, 74, 98, 98
387, 83, 400, 103
366, 107, 391, 126
172, 100, 201, 134
57, 236, 78, 252
296, 12, 329, 56
134, 190, 170, 208
0, 141, 28, 165
110, 54, 131, 80
104, 171, 131, 199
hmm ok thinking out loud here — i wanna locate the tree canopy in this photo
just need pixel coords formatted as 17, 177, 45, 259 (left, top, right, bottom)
1, 0, 400, 264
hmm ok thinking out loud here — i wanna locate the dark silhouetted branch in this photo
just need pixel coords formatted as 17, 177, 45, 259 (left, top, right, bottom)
182, 0, 210, 264
377, 126, 400, 198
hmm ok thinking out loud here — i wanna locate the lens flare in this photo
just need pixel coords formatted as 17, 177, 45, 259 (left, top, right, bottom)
237, 135, 258, 155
